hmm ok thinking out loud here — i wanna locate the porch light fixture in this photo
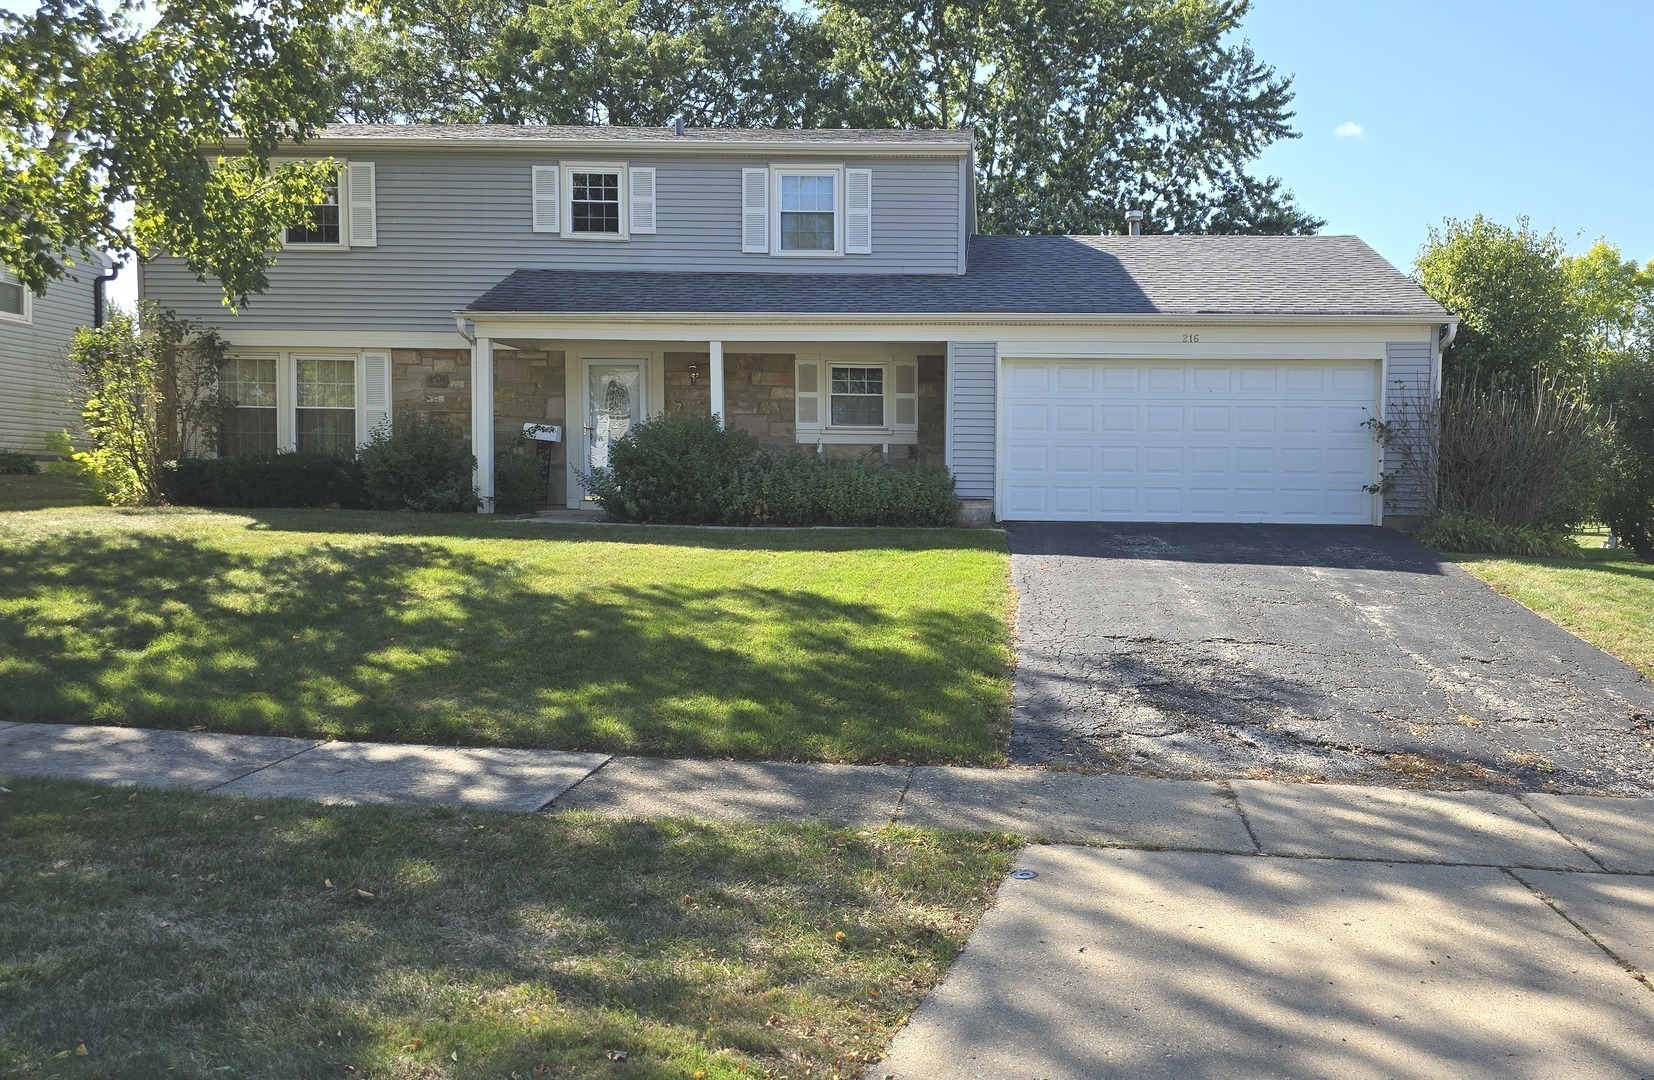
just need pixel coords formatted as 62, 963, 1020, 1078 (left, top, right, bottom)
688, 363, 701, 383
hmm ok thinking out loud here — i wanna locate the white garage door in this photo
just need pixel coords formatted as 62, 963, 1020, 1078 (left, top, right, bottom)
1000, 360, 1379, 524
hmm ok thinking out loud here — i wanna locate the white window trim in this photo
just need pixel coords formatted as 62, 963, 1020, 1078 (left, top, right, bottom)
279, 160, 352, 252
0, 268, 31, 324
795, 351, 918, 445
770, 164, 844, 257
228, 349, 384, 453
560, 161, 629, 241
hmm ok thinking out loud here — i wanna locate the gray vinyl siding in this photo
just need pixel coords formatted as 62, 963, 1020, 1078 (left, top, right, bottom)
0, 262, 101, 452
141, 151, 966, 334
947, 341, 997, 499
1384, 341, 1436, 517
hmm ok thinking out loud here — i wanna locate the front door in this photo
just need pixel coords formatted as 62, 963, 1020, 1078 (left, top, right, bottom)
585, 362, 644, 474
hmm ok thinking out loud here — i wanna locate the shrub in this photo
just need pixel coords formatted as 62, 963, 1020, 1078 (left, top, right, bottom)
0, 450, 39, 475
358, 412, 478, 512
1436, 378, 1604, 530
494, 445, 546, 515
1597, 355, 1654, 560
42, 431, 90, 477
1417, 512, 1578, 558
160, 454, 366, 508
585, 414, 958, 528
584, 413, 758, 524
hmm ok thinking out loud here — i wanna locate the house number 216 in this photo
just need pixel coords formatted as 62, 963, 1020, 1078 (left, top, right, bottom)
1181, 333, 1201, 343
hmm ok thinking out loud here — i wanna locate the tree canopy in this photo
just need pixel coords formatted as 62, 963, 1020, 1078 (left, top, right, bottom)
1416, 215, 1654, 389
1, 0, 347, 303
331, 0, 1323, 236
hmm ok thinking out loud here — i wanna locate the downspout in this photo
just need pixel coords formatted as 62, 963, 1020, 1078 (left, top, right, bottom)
92, 264, 119, 328
453, 314, 477, 343
1439, 321, 1458, 352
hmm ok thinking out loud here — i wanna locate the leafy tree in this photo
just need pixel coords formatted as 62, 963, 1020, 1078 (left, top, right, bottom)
1415, 215, 1587, 389
1565, 240, 1654, 375
329, 0, 1321, 236
66, 304, 231, 505
814, 0, 1321, 235
1598, 354, 1654, 560
1, 0, 348, 303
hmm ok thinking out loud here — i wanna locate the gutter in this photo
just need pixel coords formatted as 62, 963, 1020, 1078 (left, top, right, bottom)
213, 137, 973, 158
459, 309, 1457, 329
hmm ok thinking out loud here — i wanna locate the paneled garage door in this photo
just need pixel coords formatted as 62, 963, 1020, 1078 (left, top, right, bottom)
1000, 360, 1379, 524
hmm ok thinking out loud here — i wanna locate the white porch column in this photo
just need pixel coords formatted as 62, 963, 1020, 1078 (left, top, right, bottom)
471, 336, 496, 513
708, 339, 725, 426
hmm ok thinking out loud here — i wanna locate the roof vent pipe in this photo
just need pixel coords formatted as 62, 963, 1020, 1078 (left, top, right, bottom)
673, 116, 686, 137
1125, 209, 1145, 236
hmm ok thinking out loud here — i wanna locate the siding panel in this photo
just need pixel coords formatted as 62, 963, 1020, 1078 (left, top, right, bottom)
0, 261, 101, 451
948, 341, 998, 499
143, 152, 966, 335
1383, 341, 1436, 517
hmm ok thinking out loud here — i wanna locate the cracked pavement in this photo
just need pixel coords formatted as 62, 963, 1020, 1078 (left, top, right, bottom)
1006, 522, 1654, 794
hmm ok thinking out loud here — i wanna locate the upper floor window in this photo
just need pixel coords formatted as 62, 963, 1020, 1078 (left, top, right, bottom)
569, 170, 622, 234
778, 172, 838, 253
0, 267, 29, 322
286, 179, 342, 246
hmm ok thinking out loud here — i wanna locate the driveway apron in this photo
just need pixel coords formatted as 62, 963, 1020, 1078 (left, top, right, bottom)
1006, 522, 1654, 794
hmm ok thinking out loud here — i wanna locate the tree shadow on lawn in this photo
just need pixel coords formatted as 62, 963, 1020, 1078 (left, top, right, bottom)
0, 780, 1012, 1077
0, 530, 1009, 763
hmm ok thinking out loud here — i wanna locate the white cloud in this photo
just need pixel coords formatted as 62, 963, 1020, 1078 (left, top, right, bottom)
1334, 121, 1366, 139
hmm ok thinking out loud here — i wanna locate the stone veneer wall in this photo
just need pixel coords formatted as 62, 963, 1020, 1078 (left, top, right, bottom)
390, 347, 568, 505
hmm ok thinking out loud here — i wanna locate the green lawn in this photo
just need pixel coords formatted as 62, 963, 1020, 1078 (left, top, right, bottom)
0, 472, 98, 511
0, 776, 1019, 1078
1456, 536, 1654, 680
0, 494, 1013, 763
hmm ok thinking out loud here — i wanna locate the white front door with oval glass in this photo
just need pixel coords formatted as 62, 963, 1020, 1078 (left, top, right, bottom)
584, 360, 645, 481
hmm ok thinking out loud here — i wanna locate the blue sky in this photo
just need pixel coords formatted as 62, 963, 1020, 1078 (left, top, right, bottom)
1238, 0, 1654, 271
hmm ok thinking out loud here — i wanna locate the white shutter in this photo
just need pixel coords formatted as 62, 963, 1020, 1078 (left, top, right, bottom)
359, 351, 392, 444
893, 359, 919, 434
532, 165, 560, 233
795, 358, 822, 433
845, 168, 872, 254
629, 166, 656, 233
741, 167, 769, 253
346, 161, 377, 247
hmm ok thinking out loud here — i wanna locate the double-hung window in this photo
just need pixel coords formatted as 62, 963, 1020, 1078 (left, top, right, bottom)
0, 267, 28, 322
829, 366, 884, 427
285, 178, 342, 246
219, 356, 278, 456
774, 169, 839, 254
296, 355, 357, 455
568, 169, 623, 234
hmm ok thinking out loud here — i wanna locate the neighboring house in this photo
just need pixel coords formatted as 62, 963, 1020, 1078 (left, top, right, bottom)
139, 124, 1453, 524
0, 255, 108, 453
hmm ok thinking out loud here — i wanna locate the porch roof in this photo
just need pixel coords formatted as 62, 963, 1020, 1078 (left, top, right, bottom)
466, 235, 1450, 321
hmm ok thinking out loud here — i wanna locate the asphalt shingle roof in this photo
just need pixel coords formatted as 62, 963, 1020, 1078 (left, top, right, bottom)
468, 235, 1449, 319
313, 123, 975, 147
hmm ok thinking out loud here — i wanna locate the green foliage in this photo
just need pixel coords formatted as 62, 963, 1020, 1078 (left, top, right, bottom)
493, 444, 547, 514
65, 304, 230, 506
328, 0, 1319, 237
358, 412, 479, 512
1416, 216, 1586, 389
0, 450, 38, 475
584, 412, 758, 523
1, 0, 346, 304
585, 412, 958, 527
1417, 512, 1578, 559
41, 430, 88, 476
1596, 355, 1654, 560
160, 453, 366, 509
1436, 379, 1604, 531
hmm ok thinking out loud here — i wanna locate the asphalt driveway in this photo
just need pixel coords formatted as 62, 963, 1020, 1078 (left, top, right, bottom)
1007, 523, 1654, 795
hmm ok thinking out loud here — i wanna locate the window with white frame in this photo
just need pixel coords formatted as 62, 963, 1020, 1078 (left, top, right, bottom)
219, 356, 278, 456
0, 267, 28, 321
568, 168, 623, 235
296, 356, 357, 455
285, 177, 342, 246
830, 366, 884, 426
776, 170, 838, 253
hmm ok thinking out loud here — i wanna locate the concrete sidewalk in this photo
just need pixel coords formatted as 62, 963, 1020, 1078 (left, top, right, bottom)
6, 721, 1654, 1078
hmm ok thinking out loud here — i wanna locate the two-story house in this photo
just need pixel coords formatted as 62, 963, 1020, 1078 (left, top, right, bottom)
0, 256, 109, 454
139, 125, 1453, 524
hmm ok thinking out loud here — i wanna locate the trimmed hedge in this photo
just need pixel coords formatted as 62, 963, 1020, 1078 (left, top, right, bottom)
0, 450, 39, 475
1417, 511, 1578, 558
160, 454, 366, 509
358, 413, 477, 512
585, 413, 958, 527
494, 446, 547, 515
